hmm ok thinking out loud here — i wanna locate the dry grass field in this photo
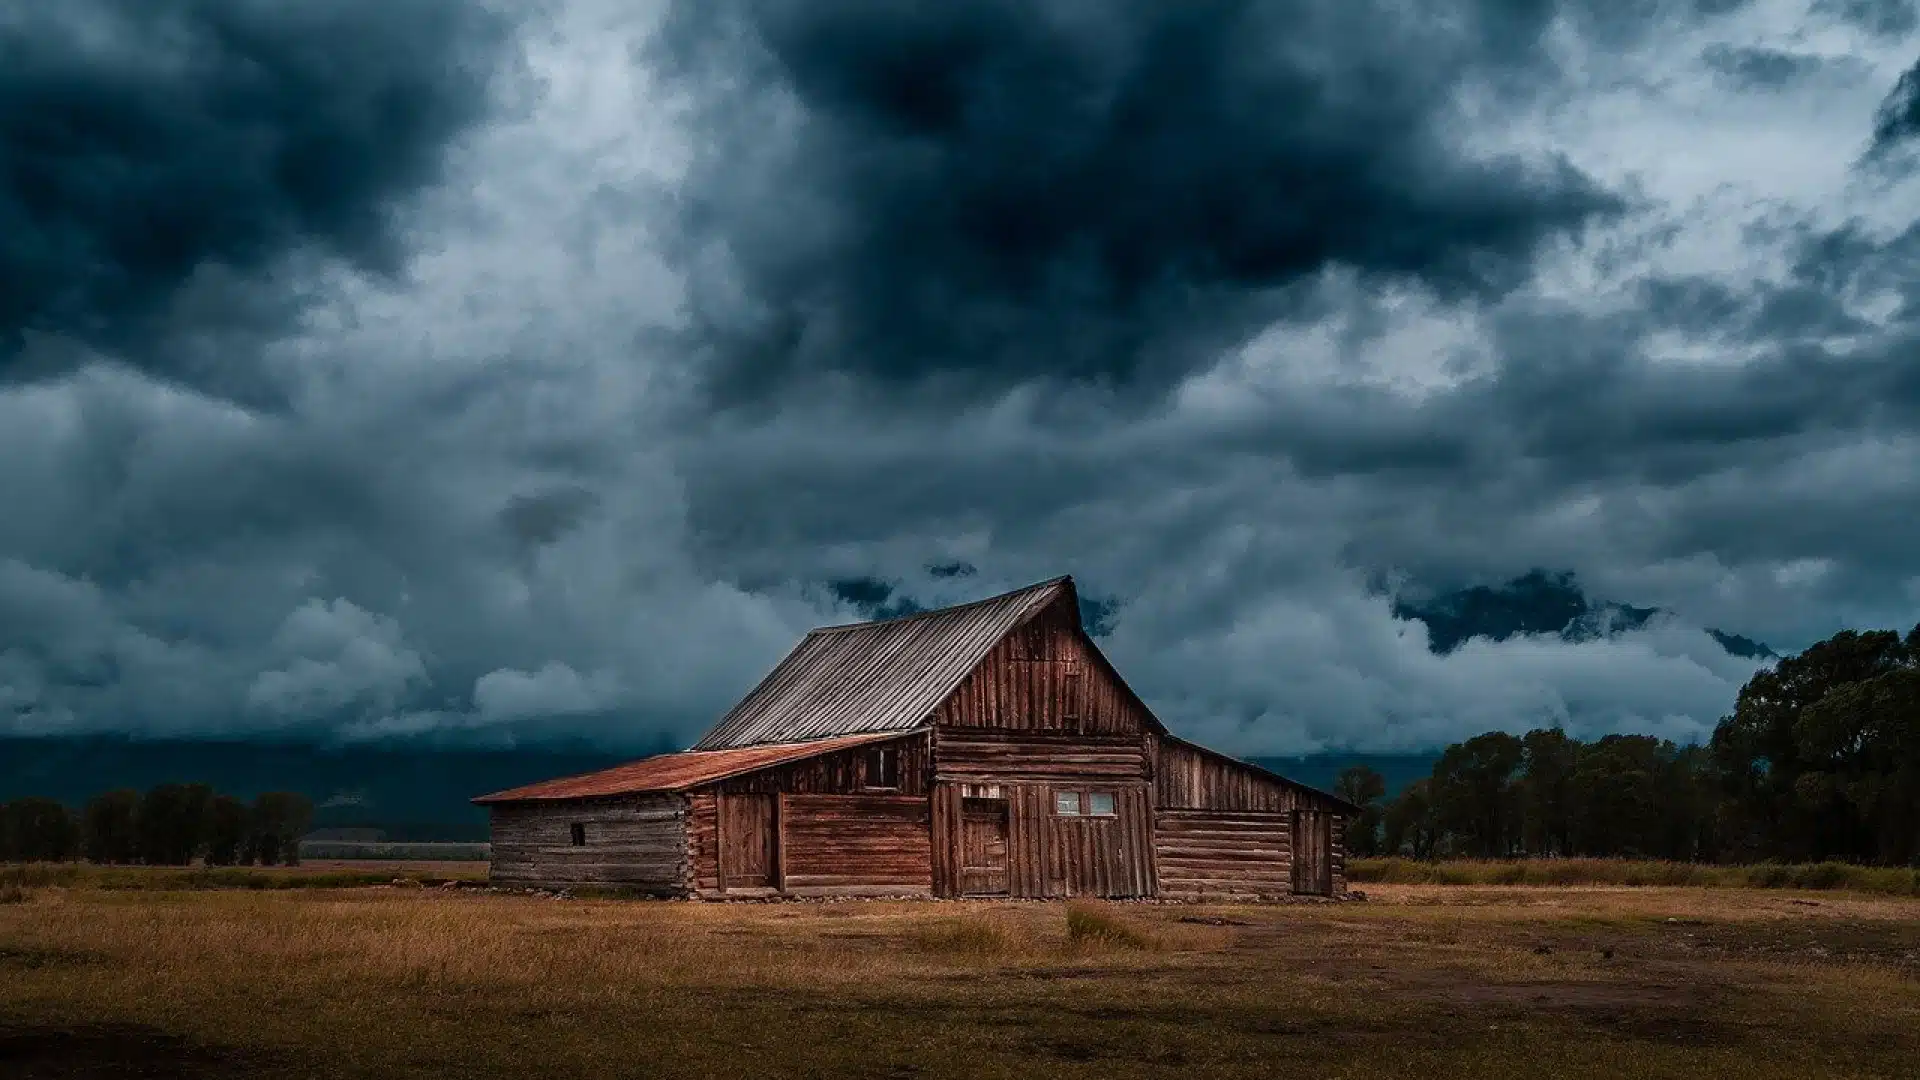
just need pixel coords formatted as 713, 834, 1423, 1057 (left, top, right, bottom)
3, 865, 1918, 1079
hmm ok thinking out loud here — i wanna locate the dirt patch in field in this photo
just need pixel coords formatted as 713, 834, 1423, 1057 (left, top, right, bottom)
0, 1023, 278, 1079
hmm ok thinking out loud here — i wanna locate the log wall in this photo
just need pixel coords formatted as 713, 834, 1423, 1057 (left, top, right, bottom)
1150, 736, 1350, 897
933, 729, 1147, 781
780, 793, 932, 896
487, 794, 688, 893
1154, 809, 1292, 900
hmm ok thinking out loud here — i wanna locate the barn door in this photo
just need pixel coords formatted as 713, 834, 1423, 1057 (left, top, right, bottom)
959, 798, 1010, 896
719, 793, 777, 891
1291, 810, 1332, 896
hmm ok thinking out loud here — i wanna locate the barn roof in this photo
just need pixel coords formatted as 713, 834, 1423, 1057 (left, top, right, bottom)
689, 575, 1077, 751
471, 730, 911, 804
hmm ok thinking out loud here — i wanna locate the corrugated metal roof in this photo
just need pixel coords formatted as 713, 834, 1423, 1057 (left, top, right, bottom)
690, 576, 1074, 750
472, 731, 912, 803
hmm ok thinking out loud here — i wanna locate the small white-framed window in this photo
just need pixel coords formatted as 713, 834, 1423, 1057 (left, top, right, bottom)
1085, 792, 1116, 817
1054, 791, 1082, 816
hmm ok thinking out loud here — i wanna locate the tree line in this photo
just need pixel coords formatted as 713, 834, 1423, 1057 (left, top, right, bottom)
0, 785, 315, 866
1333, 624, 1920, 865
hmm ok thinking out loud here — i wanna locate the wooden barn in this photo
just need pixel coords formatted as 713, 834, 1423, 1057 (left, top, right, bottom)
474, 576, 1356, 900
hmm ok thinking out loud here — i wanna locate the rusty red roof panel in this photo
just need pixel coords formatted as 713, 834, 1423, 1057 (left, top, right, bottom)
690, 576, 1073, 750
471, 730, 912, 804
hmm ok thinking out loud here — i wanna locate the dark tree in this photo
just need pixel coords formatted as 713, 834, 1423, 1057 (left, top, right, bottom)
1796, 664, 1920, 864
203, 795, 250, 867
82, 789, 142, 864
1711, 626, 1917, 863
1334, 765, 1387, 857
2, 798, 77, 862
248, 792, 314, 866
1518, 728, 1578, 856
1383, 779, 1438, 859
137, 783, 214, 865
1429, 732, 1525, 856
1568, 735, 1668, 857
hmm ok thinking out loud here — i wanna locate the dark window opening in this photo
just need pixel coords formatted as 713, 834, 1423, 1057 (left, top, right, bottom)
569, 823, 586, 846
866, 746, 900, 790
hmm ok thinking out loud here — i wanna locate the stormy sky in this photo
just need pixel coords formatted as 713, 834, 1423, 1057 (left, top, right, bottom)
2, 0, 1917, 756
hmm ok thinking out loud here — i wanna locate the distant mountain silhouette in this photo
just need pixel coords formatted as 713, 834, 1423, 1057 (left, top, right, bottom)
1392, 570, 1777, 660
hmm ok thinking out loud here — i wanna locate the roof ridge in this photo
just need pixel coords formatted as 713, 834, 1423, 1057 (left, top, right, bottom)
808, 574, 1072, 635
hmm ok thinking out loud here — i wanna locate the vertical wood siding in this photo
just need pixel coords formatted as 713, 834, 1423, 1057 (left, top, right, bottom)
487, 795, 689, 893
715, 731, 929, 796
931, 780, 1153, 898
932, 593, 1154, 736
689, 732, 936, 898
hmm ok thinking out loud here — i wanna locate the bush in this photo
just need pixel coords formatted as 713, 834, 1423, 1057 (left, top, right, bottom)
911, 919, 1012, 958
1065, 903, 1155, 951
1347, 858, 1920, 895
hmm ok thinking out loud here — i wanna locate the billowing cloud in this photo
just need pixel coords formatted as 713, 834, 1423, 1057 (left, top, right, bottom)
0, 0, 513, 392
2, 0, 1918, 756
653, 0, 1623, 402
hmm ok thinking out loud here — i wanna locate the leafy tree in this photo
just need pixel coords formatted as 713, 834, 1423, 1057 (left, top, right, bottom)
82, 789, 142, 864
1797, 663, 1920, 864
1518, 728, 1578, 856
2, 798, 77, 861
1568, 735, 1669, 857
1710, 628, 1911, 862
1383, 779, 1438, 859
203, 795, 251, 867
137, 783, 214, 865
1429, 732, 1524, 856
248, 792, 313, 866
1334, 765, 1387, 857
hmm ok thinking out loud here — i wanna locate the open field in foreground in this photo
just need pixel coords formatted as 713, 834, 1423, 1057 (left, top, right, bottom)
3, 880, 1918, 1079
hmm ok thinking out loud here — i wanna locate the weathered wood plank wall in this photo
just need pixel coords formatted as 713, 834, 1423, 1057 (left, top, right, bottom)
715, 732, 930, 796
780, 793, 931, 896
487, 795, 688, 893
934, 729, 1146, 780
933, 593, 1154, 736
1152, 736, 1350, 897
1154, 809, 1293, 900
688, 732, 934, 898
931, 780, 1153, 898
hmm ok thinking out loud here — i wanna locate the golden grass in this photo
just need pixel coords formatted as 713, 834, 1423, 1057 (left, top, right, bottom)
0, 860, 488, 891
1, 878, 1917, 1079
1351, 858, 1920, 894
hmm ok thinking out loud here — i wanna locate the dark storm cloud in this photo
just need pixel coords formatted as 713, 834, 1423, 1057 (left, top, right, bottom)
1701, 45, 1835, 90
1814, 0, 1919, 38
0, 0, 512, 387
1868, 59, 1920, 158
653, 0, 1624, 402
